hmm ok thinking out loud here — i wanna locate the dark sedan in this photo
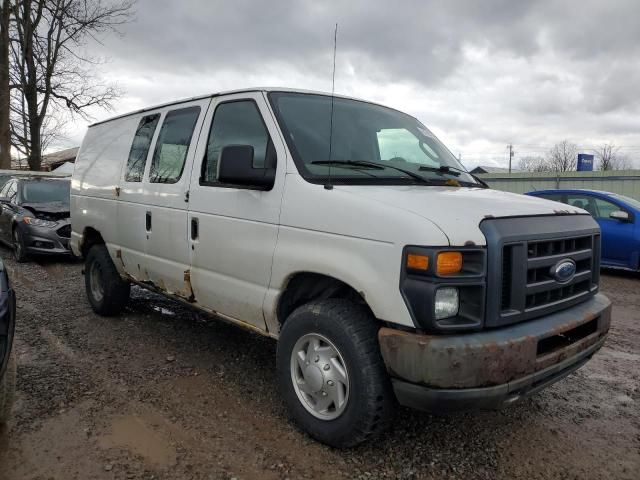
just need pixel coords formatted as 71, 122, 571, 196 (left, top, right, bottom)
0, 258, 16, 427
0, 177, 71, 262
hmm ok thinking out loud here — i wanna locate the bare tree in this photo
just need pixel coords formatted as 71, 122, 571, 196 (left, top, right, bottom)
546, 140, 578, 172
593, 143, 631, 171
518, 155, 550, 172
0, 0, 10, 168
9, 0, 134, 170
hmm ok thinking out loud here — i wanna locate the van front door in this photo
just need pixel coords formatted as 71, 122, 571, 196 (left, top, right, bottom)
187, 93, 285, 331
143, 99, 209, 297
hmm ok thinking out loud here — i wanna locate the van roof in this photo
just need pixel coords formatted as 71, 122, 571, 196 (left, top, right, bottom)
89, 87, 406, 127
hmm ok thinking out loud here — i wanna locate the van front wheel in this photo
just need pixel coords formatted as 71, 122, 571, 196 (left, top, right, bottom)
85, 244, 130, 316
276, 299, 395, 448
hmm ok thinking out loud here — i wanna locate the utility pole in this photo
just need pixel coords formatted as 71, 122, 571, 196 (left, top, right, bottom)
507, 144, 514, 173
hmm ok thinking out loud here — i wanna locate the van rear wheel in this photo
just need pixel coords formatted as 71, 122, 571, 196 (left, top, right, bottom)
85, 244, 130, 316
0, 351, 16, 427
276, 299, 395, 448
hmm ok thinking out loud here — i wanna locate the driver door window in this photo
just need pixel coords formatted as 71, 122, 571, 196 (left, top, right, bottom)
201, 100, 273, 185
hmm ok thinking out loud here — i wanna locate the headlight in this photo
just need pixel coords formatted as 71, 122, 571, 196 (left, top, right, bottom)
24, 217, 58, 228
434, 287, 459, 320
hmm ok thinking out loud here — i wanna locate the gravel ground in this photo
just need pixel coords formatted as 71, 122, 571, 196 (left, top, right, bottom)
0, 247, 638, 480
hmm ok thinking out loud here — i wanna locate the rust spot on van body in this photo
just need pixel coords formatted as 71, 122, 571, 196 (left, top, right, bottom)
180, 270, 195, 302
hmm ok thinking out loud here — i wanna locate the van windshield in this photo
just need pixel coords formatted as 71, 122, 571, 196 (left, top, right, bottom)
268, 92, 478, 186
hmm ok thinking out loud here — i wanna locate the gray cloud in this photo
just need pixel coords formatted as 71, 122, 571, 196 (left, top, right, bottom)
57, 0, 640, 169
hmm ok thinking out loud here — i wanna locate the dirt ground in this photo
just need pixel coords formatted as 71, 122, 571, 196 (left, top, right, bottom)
0, 248, 638, 480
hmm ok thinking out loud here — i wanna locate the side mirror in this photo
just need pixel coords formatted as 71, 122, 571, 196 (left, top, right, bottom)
217, 145, 275, 189
610, 210, 630, 222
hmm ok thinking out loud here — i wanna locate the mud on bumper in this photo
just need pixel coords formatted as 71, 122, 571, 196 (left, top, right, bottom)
379, 293, 611, 411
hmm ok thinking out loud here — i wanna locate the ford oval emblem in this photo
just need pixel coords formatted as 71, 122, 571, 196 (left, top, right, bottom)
551, 259, 577, 283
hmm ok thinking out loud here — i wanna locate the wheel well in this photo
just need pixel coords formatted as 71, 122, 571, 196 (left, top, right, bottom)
277, 272, 371, 326
80, 227, 105, 258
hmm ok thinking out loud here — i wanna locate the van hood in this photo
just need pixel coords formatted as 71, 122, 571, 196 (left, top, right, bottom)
335, 185, 587, 246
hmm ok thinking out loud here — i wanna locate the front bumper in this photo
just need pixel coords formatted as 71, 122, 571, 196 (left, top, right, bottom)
379, 293, 611, 411
19, 221, 71, 255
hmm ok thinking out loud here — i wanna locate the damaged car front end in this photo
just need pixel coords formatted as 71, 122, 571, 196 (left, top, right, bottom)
0, 177, 72, 262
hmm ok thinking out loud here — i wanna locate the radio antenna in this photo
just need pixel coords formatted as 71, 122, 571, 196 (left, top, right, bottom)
324, 23, 338, 190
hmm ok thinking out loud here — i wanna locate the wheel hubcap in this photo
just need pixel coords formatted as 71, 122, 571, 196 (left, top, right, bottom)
290, 333, 350, 420
89, 261, 104, 302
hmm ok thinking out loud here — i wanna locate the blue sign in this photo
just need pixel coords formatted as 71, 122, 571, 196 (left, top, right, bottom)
577, 154, 594, 171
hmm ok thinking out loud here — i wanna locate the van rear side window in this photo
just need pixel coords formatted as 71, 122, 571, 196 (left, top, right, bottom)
150, 106, 201, 184
125, 114, 160, 182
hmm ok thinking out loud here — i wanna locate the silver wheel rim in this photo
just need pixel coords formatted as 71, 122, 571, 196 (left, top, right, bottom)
290, 333, 350, 420
89, 260, 104, 303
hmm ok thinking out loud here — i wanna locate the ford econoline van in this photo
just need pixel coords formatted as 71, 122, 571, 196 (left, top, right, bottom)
71, 88, 611, 448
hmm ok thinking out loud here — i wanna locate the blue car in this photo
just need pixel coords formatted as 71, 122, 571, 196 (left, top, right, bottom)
526, 189, 640, 272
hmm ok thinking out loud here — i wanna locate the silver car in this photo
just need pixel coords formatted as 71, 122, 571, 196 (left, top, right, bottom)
0, 177, 71, 262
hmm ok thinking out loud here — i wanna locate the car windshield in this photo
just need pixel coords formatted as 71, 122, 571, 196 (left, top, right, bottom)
268, 92, 478, 186
610, 193, 640, 210
21, 180, 70, 204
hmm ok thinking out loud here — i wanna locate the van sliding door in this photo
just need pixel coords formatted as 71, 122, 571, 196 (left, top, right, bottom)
142, 98, 211, 298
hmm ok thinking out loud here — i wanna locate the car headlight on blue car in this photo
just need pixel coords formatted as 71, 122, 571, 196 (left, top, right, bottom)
23, 217, 58, 228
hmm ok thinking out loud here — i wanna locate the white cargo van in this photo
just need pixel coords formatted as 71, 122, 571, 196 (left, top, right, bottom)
71, 88, 611, 448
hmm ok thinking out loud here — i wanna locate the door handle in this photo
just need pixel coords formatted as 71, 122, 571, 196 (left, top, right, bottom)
191, 217, 199, 240
146, 211, 152, 231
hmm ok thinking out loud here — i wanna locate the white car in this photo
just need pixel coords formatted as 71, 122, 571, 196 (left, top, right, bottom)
71, 88, 611, 448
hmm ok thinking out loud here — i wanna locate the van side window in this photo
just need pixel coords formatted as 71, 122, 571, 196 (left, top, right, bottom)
201, 101, 273, 185
125, 114, 160, 182
150, 106, 201, 184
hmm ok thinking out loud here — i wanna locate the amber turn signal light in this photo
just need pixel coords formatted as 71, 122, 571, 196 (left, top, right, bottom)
437, 251, 463, 275
406, 253, 429, 271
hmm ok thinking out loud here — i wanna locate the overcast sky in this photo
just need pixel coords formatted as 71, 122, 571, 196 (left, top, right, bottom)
57, 0, 640, 169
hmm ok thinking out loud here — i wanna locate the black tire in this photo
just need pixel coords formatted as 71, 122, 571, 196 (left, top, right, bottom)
84, 244, 130, 316
12, 227, 28, 263
0, 351, 16, 427
276, 299, 395, 448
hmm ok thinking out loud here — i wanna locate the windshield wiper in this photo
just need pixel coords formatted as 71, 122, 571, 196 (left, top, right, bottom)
418, 164, 488, 188
418, 164, 461, 177
311, 160, 434, 184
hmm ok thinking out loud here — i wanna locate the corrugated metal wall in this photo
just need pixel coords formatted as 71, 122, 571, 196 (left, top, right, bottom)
477, 170, 640, 200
